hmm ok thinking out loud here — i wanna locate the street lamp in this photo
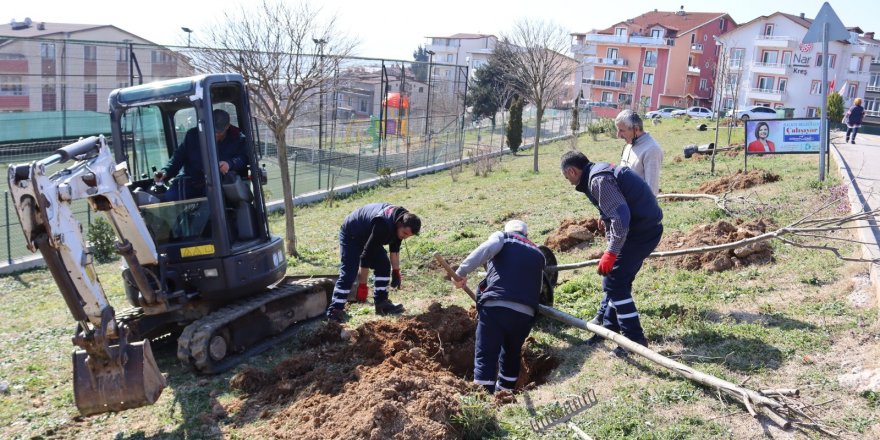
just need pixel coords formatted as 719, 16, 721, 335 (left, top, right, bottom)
181, 27, 193, 48
312, 38, 328, 188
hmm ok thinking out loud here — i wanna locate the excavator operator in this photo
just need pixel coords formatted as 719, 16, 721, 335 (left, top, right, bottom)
154, 109, 247, 201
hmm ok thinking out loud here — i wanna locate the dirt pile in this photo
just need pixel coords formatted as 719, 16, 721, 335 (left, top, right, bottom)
656, 218, 775, 272
697, 169, 781, 194
544, 217, 605, 251
228, 303, 558, 439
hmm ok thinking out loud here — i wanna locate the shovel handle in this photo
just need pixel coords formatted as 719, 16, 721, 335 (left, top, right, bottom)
432, 252, 477, 302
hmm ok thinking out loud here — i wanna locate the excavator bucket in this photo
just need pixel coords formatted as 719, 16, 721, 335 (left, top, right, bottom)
73, 339, 166, 416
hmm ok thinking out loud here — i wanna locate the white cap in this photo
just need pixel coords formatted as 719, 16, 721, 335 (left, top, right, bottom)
503, 219, 528, 236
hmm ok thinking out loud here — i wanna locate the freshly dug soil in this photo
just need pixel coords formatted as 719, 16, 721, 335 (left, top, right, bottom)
544, 217, 605, 251
697, 169, 781, 194
228, 303, 558, 440
655, 218, 775, 272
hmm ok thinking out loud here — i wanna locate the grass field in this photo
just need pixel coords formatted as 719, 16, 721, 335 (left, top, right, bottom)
1, 116, 878, 439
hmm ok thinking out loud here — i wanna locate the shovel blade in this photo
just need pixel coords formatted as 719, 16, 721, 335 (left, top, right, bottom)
73, 339, 166, 416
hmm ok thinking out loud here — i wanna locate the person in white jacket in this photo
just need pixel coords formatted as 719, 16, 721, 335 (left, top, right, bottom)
616, 110, 663, 195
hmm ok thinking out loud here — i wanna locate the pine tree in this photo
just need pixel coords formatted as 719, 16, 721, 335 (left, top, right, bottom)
507, 96, 523, 154
826, 92, 845, 124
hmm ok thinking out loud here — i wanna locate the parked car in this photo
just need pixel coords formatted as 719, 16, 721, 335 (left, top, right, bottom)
671, 107, 713, 118
645, 108, 677, 119
734, 105, 780, 121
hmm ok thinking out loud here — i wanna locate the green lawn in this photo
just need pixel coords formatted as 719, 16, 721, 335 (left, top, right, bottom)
1, 116, 877, 439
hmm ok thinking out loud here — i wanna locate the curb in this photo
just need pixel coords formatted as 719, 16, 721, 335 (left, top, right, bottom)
830, 142, 880, 310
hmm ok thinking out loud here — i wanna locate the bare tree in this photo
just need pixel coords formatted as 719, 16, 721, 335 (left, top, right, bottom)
191, 0, 355, 256
496, 19, 576, 172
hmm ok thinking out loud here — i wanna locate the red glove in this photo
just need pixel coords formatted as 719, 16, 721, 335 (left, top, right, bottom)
355, 283, 369, 302
597, 251, 617, 276
391, 269, 402, 288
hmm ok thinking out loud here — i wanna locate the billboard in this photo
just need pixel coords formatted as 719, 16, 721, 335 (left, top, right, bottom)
744, 118, 821, 155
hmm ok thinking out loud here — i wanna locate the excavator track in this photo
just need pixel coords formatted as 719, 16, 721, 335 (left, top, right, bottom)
177, 277, 334, 374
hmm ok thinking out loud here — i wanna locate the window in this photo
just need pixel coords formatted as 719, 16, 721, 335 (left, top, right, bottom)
446, 54, 453, 62
807, 107, 819, 118
846, 83, 858, 99
619, 93, 632, 105
764, 24, 774, 36
761, 50, 778, 64
117, 47, 128, 62
778, 78, 787, 92
782, 51, 792, 66
651, 29, 662, 39
359, 99, 367, 112
688, 55, 693, 67
730, 48, 744, 68
870, 72, 880, 89
615, 28, 626, 36
691, 34, 696, 44
84, 45, 97, 60
816, 54, 823, 67
757, 76, 774, 91
40, 43, 55, 59
865, 98, 880, 116
810, 80, 822, 95
606, 48, 618, 59
644, 51, 657, 67
85, 83, 97, 94
621, 71, 635, 84
723, 98, 733, 109
604, 70, 616, 81
643, 73, 654, 85
850, 56, 862, 72
152, 51, 176, 64
699, 78, 708, 90
829, 54, 836, 68
418, 86, 424, 93
720, 18, 727, 31
601, 91, 613, 102
42, 82, 55, 94
0, 75, 25, 96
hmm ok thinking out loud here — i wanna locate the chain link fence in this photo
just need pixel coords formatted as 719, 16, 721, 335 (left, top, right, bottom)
0, 38, 584, 264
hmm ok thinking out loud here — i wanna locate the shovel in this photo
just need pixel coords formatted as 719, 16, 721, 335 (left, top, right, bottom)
73, 338, 166, 416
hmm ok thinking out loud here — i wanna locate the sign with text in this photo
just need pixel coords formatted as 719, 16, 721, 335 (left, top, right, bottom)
744, 118, 821, 155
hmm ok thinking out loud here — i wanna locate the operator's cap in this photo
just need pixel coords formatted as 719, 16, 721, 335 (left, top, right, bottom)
503, 219, 528, 237
212, 109, 230, 134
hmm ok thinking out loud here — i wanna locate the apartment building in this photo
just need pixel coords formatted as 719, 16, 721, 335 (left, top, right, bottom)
423, 33, 496, 83
859, 55, 880, 126
0, 18, 194, 113
716, 12, 880, 118
571, 8, 735, 117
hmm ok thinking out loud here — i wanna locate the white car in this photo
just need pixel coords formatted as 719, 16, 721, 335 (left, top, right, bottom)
734, 105, 780, 121
671, 106, 713, 118
645, 108, 677, 119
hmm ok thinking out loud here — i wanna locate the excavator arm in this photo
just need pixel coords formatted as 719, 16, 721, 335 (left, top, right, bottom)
8, 135, 166, 415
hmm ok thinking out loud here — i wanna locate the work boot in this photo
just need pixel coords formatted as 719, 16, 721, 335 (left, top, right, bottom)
587, 313, 603, 326
375, 299, 404, 315
326, 307, 347, 323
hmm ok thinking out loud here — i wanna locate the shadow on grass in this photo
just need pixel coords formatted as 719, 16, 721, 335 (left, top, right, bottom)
676, 329, 784, 372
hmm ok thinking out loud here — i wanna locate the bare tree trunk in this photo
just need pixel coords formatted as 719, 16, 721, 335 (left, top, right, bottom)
533, 104, 543, 172
272, 128, 297, 256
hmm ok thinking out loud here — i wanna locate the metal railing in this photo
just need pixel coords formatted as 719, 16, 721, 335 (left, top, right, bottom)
690, 43, 703, 51
583, 78, 623, 88
687, 66, 701, 75
584, 56, 628, 66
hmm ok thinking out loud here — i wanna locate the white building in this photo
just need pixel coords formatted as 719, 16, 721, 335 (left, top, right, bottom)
423, 33, 497, 80
716, 12, 880, 118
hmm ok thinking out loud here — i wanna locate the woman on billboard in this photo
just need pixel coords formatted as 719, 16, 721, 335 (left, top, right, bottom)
747, 122, 775, 153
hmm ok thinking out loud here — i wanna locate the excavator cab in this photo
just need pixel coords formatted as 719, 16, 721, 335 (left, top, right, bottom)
108, 74, 285, 304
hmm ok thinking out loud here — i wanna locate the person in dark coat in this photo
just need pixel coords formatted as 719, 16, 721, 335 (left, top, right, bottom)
845, 98, 865, 144
451, 220, 546, 394
326, 203, 421, 322
560, 150, 663, 356
155, 109, 248, 201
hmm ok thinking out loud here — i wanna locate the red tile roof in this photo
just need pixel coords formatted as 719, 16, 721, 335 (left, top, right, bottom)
597, 10, 729, 38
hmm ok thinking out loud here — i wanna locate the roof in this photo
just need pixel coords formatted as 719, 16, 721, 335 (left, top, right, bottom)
0, 20, 155, 44
425, 33, 495, 40
596, 10, 730, 38
736, 12, 874, 45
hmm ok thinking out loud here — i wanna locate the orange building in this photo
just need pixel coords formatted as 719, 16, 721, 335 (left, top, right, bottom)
571, 7, 736, 117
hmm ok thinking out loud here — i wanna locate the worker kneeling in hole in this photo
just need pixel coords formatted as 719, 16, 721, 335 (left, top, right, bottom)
327, 203, 421, 323
451, 220, 546, 395
154, 109, 247, 201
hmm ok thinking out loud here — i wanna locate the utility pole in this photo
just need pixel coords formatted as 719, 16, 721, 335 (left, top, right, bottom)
313, 38, 327, 189
424, 50, 435, 151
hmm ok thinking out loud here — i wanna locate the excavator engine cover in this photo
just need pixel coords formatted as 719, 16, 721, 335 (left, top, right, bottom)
73, 339, 166, 416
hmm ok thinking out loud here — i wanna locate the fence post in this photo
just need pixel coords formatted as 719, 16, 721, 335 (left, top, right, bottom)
5, 191, 11, 264
292, 152, 298, 198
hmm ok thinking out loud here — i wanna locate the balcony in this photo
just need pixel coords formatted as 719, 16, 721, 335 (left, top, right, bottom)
847, 69, 870, 75
584, 56, 628, 66
690, 43, 703, 53
728, 60, 744, 71
754, 35, 795, 48
571, 43, 597, 56
583, 34, 671, 46
865, 110, 880, 118
748, 87, 786, 101
583, 78, 624, 89
751, 62, 790, 75
687, 66, 701, 75
867, 85, 880, 92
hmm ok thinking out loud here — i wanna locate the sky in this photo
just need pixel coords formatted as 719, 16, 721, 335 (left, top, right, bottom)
5, 0, 878, 60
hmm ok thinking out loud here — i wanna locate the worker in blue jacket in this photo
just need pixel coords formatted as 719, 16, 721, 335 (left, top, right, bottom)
560, 150, 663, 356
327, 203, 421, 322
451, 220, 546, 394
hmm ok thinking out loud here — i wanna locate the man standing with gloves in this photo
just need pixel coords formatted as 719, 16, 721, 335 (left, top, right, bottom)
326, 202, 421, 323
451, 220, 546, 395
560, 151, 663, 355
